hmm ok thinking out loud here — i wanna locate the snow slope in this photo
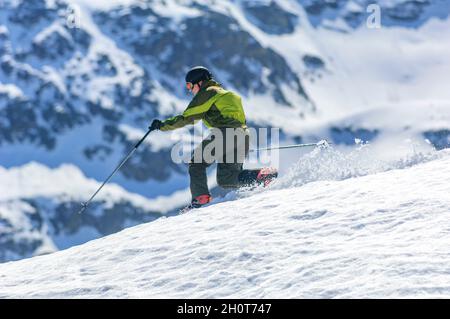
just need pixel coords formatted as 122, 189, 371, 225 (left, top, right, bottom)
1, 148, 449, 298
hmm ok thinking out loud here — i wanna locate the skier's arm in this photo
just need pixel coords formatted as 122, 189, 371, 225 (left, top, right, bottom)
160, 114, 201, 131
160, 88, 219, 131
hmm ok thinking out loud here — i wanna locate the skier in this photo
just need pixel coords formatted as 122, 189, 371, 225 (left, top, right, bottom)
150, 66, 277, 210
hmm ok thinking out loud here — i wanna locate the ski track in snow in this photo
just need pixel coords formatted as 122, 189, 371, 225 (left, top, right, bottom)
1, 149, 450, 298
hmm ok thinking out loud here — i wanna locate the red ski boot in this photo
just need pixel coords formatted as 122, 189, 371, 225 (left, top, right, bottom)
180, 194, 212, 214
256, 167, 278, 187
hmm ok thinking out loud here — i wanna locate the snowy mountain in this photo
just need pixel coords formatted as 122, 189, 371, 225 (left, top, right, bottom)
0, 146, 448, 298
1, 0, 450, 262
0, 162, 187, 261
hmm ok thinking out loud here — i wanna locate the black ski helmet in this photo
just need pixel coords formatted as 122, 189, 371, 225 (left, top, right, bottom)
185, 66, 212, 84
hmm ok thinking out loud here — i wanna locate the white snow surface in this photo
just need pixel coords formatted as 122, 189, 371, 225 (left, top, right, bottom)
0, 83, 24, 99
1, 148, 450, 298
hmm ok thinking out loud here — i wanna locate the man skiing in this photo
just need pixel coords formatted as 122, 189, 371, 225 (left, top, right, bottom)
150, 66, 277, 210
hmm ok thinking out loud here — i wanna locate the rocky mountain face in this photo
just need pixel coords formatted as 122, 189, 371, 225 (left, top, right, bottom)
0, 0, 449, 262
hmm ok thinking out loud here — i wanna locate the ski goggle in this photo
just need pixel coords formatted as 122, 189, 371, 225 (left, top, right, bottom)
186, 82, 194, 92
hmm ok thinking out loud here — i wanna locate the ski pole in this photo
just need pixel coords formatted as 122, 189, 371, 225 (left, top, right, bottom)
78, 128, 154, 214
249, 140, 332, 153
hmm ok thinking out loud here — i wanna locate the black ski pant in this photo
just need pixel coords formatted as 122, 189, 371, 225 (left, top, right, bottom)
189, 127, 257, 199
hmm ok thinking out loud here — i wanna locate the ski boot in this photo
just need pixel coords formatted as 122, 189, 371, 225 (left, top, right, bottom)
238, 167, 278, 188
179, 194, 212, 214
256, 167, 278, 187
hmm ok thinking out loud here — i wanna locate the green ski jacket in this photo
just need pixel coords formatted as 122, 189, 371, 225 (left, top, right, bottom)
160, 80, 247, 131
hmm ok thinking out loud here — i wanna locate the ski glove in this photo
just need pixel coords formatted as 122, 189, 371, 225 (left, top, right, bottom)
149, 119, 162, 131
